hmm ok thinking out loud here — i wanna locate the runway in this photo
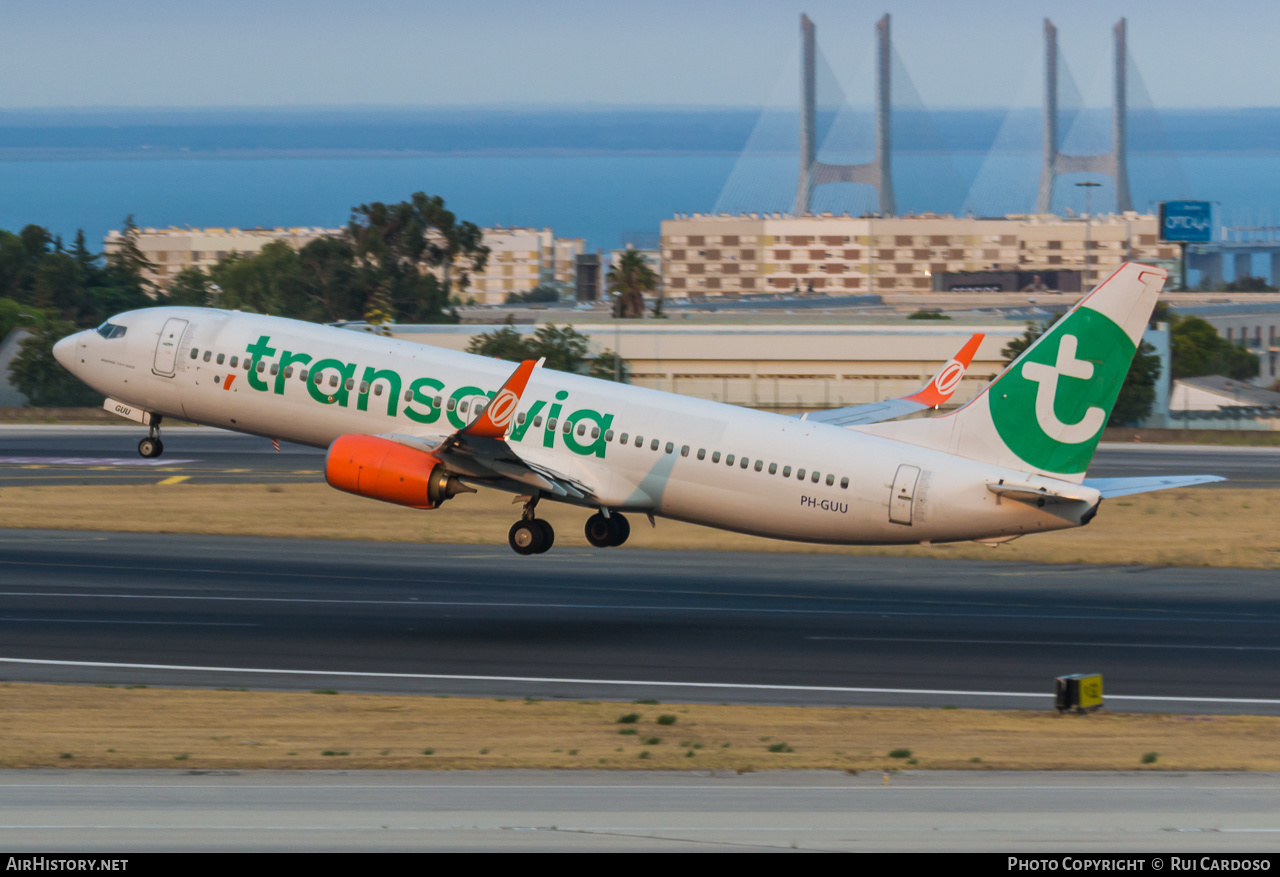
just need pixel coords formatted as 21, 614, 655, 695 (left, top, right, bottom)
1, 425, 1278, 487
2, 529, 1278, 712
6, 770, 1280, 852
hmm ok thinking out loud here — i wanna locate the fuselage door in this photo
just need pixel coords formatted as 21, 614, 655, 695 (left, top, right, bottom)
889, 464, 920, 526
152, 318, 188, 377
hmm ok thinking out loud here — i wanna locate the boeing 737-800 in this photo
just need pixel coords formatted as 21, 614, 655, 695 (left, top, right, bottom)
52, 261, 1221, 554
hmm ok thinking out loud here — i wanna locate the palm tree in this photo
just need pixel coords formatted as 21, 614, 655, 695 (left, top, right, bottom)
606, 249, 657, 319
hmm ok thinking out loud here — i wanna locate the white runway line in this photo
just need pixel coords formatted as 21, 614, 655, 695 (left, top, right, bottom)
5, 656, 1280, 705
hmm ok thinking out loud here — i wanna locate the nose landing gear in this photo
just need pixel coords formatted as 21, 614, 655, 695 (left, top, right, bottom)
137, 417, 164, 459
508, 495, 554, 555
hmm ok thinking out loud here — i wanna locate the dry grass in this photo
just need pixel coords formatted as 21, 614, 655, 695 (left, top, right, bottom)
0, 482, 1275, 568
4, 683, 1278, 772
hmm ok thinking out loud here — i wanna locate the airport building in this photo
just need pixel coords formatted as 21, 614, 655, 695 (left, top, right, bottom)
463, 227, 584, 305
660, 213, 1178, 297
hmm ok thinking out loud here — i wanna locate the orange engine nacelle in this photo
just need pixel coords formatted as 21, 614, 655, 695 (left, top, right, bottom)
325, 434, 470, 509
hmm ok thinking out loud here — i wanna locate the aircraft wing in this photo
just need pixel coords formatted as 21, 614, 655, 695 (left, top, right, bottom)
374, 357, 598, 501
1082, 475, 1226, 497
801, 333, 985, 428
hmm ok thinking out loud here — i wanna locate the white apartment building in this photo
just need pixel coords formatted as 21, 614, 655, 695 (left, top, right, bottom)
108, 224, 584, 304
465, 227, 585, 304
660, 212, 1179, 297
105, 227, 341, 291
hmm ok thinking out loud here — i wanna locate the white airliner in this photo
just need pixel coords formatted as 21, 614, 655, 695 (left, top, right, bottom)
53, 261, 1220, 554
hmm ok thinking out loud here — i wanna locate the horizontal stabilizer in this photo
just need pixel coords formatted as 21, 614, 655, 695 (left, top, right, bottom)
1082, 475, 1226, 498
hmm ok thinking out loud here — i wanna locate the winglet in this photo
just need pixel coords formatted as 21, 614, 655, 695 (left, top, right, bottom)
461, 359, 539, 439
903, 333, 985, 409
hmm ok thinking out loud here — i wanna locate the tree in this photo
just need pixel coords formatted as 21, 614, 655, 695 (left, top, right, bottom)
1224, 275, 1276, 293
346, 192, 487, 323
505, 285, 561, 304
9, 320, 102, 406
465, 319, 628, 380
164, 267, 214, 307
606, 249, 656, 319
1170, 315, 1259, 380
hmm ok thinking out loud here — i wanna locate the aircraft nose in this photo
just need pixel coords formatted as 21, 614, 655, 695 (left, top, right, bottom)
52, 332, 80, 370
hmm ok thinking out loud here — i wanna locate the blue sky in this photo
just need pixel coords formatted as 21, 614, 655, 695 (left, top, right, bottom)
3, 0, 1277, 109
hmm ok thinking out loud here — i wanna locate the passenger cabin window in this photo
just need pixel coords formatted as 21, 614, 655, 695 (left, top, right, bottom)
460, 401, 470, 414
665, 442, 674, 454
315, 373, 325, 385
797, 468, 806, 479
191, 348, 200, 359
202, 350, 212, 362
603, 429, 612, 441
725, 454, 734, 465
768, 463, 777, 475
403, 390, 412, 402
635, 435, 643, 447
650, 439, 659, 451
447, 398, 457, 411
256, 361, 265, 373
697, 449, 705, 460
230, 356, 239, 367
840, 477, 850, 489
591, 427, 600, 439
270, 364, 279, 376
577, 424, 587, 437
547, 417, 556, 430
217, 354, 225, 365
562, 421, 571, 434
243, 360, 251, 371
329, 375, 339, 388
359, 381, 369, 394
619, 432, 629, 443
811, 471, 821, 483
712, 452, 721, 463
433, 396, 442, 409
740, 457, 749, 469
373, 383, 383, 396
783, 466, 792, 477
284, 366, 293, 378
517, 412, 527, 425
826, 474, 835, 486
681, 445, 690, 457
344, 378, 354, 391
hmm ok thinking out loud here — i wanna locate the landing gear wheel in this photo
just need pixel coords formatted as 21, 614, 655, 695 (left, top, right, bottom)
533, 519, 554, 553
584, 512, 613, 548
607, 513, 630, 547
508, 520, 546, 556
585, 512, 630, 548
138, 437, 163, 459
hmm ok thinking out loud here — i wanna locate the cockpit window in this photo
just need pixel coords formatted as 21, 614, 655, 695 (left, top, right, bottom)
95, 322, 127, 340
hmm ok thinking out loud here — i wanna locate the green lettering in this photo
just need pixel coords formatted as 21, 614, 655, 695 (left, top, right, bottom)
405, 377, 445, 424
509, 399, 546, 442
245, 335, 277, 392
275, 350, 313, 395
358, 366, 403, 416
306, 358, 357, 407
447, 385, 490, 429
564, 410, 614, 458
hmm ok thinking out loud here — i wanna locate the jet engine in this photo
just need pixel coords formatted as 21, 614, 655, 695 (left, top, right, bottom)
325, 434, 473, 509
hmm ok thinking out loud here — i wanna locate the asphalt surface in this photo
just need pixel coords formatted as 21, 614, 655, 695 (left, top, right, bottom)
2, 530, 1278, 713
1, 426, 1278, 487
6, 771, 1280, 852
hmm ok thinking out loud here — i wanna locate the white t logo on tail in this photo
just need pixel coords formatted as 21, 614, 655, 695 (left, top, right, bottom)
1020, 334, 1106, 444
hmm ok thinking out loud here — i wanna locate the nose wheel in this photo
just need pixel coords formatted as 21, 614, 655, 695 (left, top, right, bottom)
585, 511, 630, 548
137, 417, 164, 458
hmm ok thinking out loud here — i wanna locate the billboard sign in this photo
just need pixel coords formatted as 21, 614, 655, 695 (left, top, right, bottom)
1160, 201, 1212, 243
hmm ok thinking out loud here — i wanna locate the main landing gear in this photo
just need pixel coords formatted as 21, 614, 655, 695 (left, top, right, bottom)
584, 511, 630, 549
508, 495, 554, 556
137, 416, 164, 459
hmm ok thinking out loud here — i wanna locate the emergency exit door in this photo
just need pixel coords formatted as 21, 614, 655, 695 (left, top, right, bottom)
889, 464, 920, 525
152, 318, 188, 376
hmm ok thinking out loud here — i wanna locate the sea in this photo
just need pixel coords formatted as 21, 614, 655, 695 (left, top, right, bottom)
3, 108, 1280, 254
